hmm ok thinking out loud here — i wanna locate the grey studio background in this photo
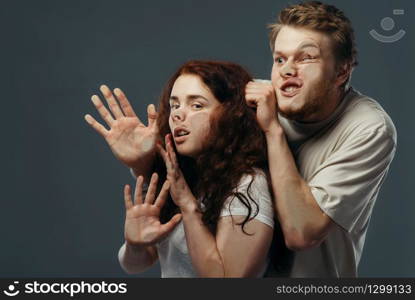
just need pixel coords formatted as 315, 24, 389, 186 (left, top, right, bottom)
1, 0, 414, 277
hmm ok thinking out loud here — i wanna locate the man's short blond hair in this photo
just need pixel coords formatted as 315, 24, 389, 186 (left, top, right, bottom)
269, 1, 358, 70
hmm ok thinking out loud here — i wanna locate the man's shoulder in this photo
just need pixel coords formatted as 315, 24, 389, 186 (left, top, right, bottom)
336, 88, 396, 143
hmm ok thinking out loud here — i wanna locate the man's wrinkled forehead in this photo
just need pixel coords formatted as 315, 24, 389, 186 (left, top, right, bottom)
274, 26, 331, 55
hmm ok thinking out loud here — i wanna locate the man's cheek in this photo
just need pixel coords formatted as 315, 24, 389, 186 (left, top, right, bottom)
300, 64, 323, 83
271, 65, 279, 84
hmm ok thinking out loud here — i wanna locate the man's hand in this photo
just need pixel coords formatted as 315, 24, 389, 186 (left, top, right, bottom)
245, 80, 280, 133
124, 173, 182, 247
84, 85, 158, 169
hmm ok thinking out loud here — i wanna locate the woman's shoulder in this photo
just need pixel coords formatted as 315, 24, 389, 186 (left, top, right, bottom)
222, 168, 274, 228
234, 169, 272, 204
236, 168, 269, 190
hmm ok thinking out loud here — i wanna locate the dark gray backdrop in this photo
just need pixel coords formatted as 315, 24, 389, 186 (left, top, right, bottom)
1, 0, 413, 277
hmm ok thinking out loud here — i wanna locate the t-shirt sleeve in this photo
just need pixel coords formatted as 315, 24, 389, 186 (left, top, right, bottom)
309, 126, 396, 232
219, 171, 274, 228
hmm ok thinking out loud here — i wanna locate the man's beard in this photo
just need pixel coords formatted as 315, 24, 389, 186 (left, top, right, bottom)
278, 78, 333, 122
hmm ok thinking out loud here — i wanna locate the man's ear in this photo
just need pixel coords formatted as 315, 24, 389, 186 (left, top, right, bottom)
335, 62, 351, 88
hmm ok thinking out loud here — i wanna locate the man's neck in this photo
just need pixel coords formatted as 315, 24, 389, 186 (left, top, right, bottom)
306, 87, 347, 123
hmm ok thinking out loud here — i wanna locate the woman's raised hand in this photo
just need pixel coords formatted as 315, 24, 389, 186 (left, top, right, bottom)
157, 134, 198, 212
123, 173, 182, 247
84, 85, 158, 169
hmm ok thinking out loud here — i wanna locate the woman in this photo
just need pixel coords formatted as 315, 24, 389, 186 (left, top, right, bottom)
86, 60, 275, 277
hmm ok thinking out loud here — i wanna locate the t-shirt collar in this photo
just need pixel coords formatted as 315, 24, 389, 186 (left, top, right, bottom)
279, 87, 358, 150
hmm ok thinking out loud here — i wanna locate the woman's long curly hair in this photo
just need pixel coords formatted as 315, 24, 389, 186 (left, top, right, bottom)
155, 60, 269, 234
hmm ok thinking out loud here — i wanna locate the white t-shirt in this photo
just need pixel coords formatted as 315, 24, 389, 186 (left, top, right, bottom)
277, 87, 397, 277
156, 170, 274, 277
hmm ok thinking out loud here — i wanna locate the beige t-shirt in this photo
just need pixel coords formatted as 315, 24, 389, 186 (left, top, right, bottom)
279, 87, 397, 277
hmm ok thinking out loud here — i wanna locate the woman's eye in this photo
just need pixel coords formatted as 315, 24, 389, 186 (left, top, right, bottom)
170, 104, 179, 110
192, 103, 203, 109
275, 57, 285, 64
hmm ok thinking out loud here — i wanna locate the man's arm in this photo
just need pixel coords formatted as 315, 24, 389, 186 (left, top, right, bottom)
265, 124, 334, 250
245, 81, 334, 250
245, 82, 396, 251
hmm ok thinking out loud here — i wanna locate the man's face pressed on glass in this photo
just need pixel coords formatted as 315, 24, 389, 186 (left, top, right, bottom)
271, 26, 345, 122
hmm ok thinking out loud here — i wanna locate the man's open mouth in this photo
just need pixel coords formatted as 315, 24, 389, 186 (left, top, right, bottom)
280, 79, 303, 96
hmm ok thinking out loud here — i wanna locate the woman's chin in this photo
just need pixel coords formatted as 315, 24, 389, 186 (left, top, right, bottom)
176, 147, 199, 159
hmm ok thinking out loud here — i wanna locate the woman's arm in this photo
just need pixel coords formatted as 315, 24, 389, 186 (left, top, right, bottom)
181, 206, 273, 277
158, 134, 274, 277
118, 242, 158, 274
118, 173, 182, 274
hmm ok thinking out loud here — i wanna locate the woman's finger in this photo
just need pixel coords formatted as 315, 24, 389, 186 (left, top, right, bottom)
134, 176, 144, 205
100, 85, 125, 119
124, 184, 133, 210
84, 114, 109, 138
154, 180, 170, 208
166, 134, 179, 170
91, 95, 115, 126
165, 134, 175, 168
147, 104, 158, 128
144, 173, 158, 204
113, 88, 139, 119
157, 142, 173, 172
159, 213, 182, 236
157, 142, 167, 162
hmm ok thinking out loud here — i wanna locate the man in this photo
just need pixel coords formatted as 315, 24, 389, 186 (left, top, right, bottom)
245, 1, 396, 276
84, 1, 396, 277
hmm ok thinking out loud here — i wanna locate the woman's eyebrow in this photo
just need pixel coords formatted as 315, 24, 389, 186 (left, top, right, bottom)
187, 95, 208, 101
169, 95, 208, 101
273, 50, 284, 57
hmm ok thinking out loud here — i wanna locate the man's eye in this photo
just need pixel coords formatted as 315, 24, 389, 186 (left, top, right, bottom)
301, 55, 315, 61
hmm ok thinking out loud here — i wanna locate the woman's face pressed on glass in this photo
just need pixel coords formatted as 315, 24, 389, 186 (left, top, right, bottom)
168, 74, 222, 158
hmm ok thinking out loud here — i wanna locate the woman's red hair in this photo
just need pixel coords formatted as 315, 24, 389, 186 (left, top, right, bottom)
155, 60, 269, 233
